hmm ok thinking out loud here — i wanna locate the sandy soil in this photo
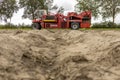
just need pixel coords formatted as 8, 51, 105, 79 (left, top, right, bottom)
0, 29, 120, 80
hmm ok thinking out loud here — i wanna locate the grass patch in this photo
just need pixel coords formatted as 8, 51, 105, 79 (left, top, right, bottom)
0, 24, 32, 30
1, 22, 120, 30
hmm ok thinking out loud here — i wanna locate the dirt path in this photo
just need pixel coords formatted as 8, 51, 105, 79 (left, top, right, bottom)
0, 29, 120, 80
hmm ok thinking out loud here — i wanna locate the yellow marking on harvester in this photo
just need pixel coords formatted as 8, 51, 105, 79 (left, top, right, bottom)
43, 20, 56, 22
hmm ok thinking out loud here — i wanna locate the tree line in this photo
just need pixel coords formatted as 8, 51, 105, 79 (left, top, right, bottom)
0, 0, 120, 24
76, 0, 120, 23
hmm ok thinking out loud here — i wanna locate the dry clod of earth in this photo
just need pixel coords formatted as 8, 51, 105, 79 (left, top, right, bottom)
0, 29, 120, 80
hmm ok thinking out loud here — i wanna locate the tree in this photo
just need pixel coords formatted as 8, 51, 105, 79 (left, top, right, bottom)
19, 0, 53, 19
52, 5, 64, 14
75, 0, 102, 18
101, 0, 120, 23
0, 0, 18, 22
57, 7, 64, 14
45, 0, 53, 12
75, 0, 120, 23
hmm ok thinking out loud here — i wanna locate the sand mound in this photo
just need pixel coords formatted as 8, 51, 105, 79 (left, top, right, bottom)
99, 41, 120, 67
0, 29, 120, 80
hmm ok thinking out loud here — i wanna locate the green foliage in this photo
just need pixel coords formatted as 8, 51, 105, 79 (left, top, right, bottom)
101, 0, 120, 23
58, 7, 64, 14
0, 0, 18, 22
19, 0, 52, 19
75, 0, 101, 18
115, 24, 120, 28
92, 22, 120, 28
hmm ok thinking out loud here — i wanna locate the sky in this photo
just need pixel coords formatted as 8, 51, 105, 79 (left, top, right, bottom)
0, 0, 120, 25
0, 0, 3, 3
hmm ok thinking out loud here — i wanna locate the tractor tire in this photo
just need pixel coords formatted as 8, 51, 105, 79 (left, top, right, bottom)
32, 23, 41, 30
70, 22, 80, 30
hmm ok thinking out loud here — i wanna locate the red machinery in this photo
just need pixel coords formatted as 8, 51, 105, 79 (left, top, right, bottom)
32, 10, 91, 30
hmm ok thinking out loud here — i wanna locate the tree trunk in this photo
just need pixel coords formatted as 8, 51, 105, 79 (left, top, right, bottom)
32, 13, 35, 19
32, 9, 35, 19
10, 18, 12, 27
112, 7, 116, 24
112, 15, 115, 24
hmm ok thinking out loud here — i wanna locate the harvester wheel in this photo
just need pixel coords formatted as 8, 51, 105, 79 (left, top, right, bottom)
32, 23, 41, 30
71, 22, 80, 30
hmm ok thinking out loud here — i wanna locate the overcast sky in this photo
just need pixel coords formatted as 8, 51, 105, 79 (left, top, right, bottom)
0, 0, 3, 3
0, 0, 120, 25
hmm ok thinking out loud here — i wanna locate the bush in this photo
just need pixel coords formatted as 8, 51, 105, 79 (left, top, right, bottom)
116, 24, 120, 28
92, 22, 108, 28
92, 22, 120, 28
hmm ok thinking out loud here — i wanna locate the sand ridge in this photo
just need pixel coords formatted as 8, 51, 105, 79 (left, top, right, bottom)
0, 29, 120, 80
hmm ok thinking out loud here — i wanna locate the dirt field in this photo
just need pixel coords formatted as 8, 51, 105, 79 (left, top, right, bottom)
0, 29, 120, 80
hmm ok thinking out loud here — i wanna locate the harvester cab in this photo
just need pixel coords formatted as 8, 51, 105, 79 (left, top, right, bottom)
34, 10, 47, 19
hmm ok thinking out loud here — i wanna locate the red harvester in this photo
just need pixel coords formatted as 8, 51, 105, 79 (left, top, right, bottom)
32, 10, 91, 30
